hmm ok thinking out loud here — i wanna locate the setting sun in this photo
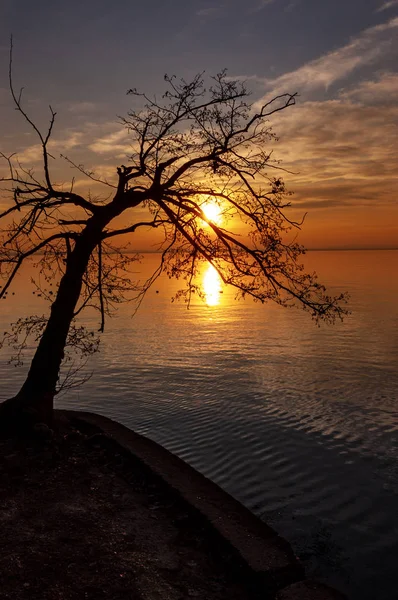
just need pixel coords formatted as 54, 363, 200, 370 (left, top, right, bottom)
201, 201, 222, 225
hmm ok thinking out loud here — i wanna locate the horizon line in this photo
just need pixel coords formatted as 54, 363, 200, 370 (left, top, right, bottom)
129, 247, 398, 253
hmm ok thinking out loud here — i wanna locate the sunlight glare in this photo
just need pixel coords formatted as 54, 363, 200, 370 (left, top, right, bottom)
201, 201, 222, 225
203, 263, 222, 306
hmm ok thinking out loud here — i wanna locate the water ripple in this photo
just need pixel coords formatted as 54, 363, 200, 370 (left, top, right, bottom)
1, 251, 398, 600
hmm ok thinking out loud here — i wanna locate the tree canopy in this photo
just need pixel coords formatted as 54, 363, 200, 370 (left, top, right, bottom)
0, 55, 348, 427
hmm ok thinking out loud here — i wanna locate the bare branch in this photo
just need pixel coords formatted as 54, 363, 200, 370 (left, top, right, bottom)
0, 233, 75, 299
0, 66, 348, 414
97, 241, 105, 333
61, 154, 117, 189
102, 217, 168, 239
9, 36, 55, 192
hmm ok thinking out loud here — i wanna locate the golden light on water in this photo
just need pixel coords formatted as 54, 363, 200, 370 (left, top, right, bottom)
203, 263, 222, 306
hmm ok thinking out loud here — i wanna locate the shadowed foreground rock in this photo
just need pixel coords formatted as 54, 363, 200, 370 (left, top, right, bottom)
0, 411, 347, 600
276, 580, 347, 599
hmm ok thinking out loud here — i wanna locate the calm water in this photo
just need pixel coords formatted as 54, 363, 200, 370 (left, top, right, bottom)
1, 250, 397, 599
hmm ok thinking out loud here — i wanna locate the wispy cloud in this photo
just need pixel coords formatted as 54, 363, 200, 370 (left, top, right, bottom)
88, 129, 131, 156
196, 6, 221, 17
340, 71, 398, 104
257, 16, 398, 97
252, 0, 277, 11
2, 121, 135, 172
72, 164, 118, 188
68, 102, 98, 114
270, 90, 398, 213
254, 19, 398, 220
15, 132, 83, 164
251, 0, 299, 13
248, 15, 398, 215
376, 0, 398, 12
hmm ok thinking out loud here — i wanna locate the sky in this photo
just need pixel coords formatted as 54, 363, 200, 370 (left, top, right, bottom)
0, 0, 397, 250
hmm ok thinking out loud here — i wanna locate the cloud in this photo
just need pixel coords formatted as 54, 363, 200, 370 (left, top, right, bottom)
1, 119, 136, 178
196, 6, 221, 17
67, 164, 118, 191
247, 18, 398, 218
251, 0, 300, 13
269, 93, 398, 212
252, 0, 277, 11
377, 0, 398, 12
340, 71, 398, 104
88, 129, 131, 156
68, 102, 98, 114
257, 16, 398, 97
16, 132, 84, 164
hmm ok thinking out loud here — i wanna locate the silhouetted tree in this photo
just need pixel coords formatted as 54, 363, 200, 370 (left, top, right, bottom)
0, 48, 347, 429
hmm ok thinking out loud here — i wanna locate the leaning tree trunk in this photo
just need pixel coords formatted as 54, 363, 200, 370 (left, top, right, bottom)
0, 216, 106, 430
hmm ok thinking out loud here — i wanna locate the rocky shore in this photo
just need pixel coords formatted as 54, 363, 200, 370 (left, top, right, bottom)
0, 410, 347, 599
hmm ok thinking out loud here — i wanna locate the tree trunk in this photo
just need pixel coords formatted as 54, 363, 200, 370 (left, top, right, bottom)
0, 214, 108, 430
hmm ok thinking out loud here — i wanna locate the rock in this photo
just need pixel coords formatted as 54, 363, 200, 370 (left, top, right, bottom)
33, 422, 54, 440
276, 579, 347, 600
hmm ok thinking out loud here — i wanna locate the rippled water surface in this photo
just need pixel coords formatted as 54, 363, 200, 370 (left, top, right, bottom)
1, 250, 397, 599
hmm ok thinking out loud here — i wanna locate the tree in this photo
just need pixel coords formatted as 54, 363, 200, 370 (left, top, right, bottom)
0, 52, 347, 429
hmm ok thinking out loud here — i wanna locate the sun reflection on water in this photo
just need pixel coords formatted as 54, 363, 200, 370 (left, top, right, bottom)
203, 263, 222, 306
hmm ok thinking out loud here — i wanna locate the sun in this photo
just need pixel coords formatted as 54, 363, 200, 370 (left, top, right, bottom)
201, 201, 222, 225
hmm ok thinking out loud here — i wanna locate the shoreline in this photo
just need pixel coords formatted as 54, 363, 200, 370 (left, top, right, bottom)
61, 409, 347, 599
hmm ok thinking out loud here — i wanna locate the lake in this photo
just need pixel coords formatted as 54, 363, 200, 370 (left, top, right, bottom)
1, 249, 397, 599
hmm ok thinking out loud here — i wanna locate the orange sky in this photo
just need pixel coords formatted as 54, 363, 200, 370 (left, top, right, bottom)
1, 9, 397, 250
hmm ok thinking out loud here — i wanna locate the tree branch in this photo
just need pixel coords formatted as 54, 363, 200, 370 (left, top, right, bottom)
98, 241, 105, 333
0, 233, 76, 299
102, 218, 167, 239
